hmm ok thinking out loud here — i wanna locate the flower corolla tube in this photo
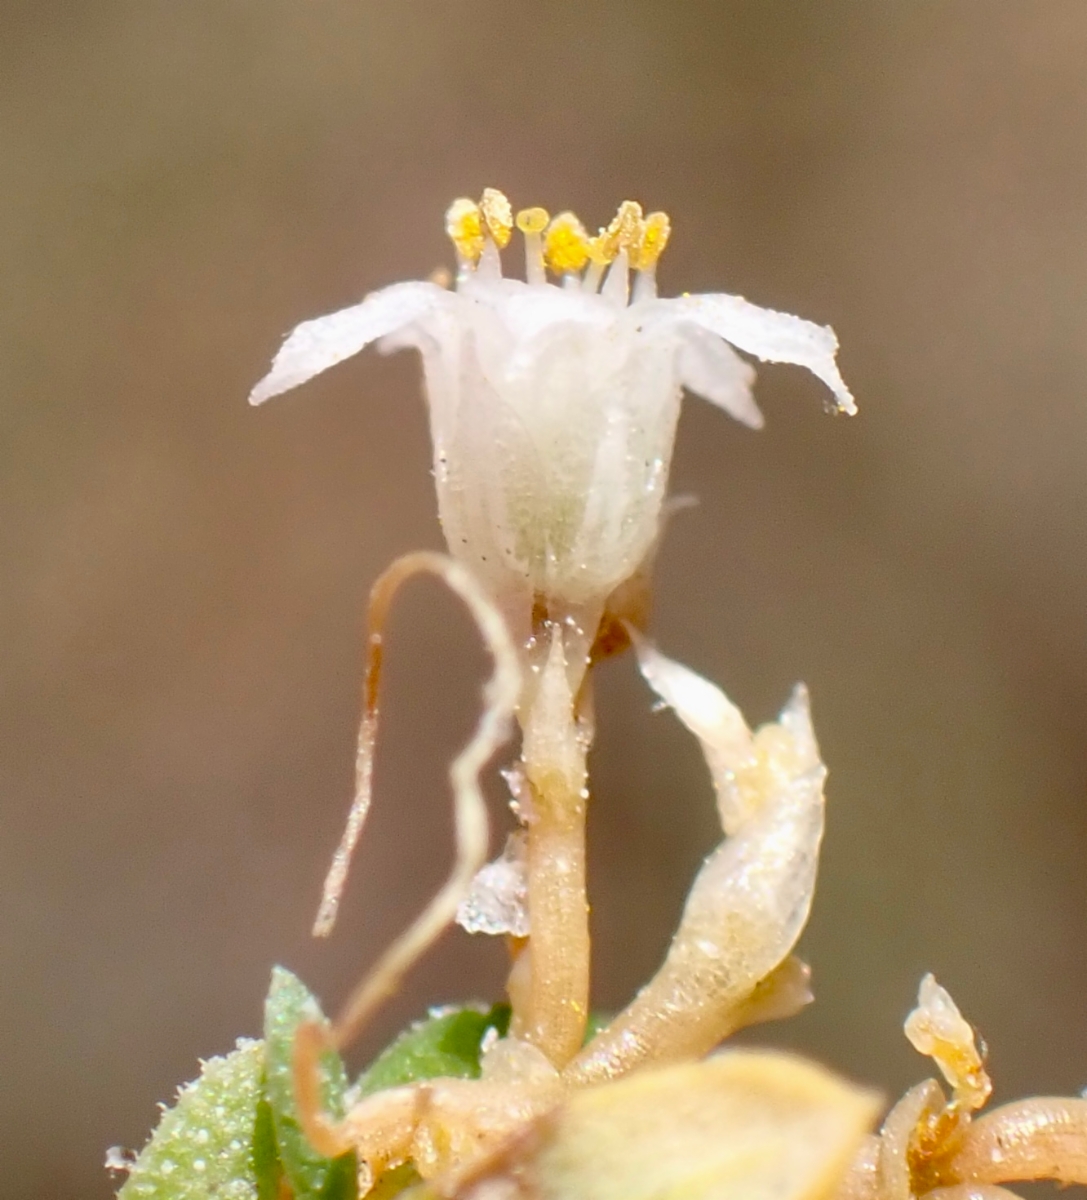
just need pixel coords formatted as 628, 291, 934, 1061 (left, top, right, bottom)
250, 189, 855, 658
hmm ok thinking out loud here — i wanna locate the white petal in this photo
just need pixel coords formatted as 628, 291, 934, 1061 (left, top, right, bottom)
668, 293, 856, 415
248, 280, 448, 406
677, 324, 764, 430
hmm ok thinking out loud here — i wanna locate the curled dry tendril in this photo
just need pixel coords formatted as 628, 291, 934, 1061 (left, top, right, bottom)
310, 551, 520, 1050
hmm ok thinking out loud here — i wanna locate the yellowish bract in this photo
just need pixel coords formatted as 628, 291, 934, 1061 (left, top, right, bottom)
458, 1052, 881, 1200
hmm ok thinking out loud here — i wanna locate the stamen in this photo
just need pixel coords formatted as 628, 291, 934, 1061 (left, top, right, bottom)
448, 193, 670, 299
479, 188, 514, 249
517, 206, 550, 286
600, 200, 645, 261
445, 197, 485, 267
636, 210, 672, 270
544, 211, 590, 278
632, 210, 671, 302
587, 201, 643, 298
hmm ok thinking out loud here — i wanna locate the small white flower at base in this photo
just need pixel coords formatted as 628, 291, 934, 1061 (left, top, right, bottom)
250, 190, 855, 657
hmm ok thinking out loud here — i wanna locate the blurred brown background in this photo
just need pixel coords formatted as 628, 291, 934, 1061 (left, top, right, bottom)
3, 2, 1087, 1196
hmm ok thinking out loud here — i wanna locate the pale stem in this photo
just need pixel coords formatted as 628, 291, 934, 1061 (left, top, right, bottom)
507, 625, 591, 1068
292, 1021, 354, 1159
834, 1135, 881, 1200
946, 1098, 1087, 1188
877, 1080, 944, 1200
564, 951, 813, 1088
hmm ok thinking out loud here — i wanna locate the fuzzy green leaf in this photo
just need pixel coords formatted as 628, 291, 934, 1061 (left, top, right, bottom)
358, 1003, 510, 1097
263, 966, 358, 1200
117, 1038, 264, 1200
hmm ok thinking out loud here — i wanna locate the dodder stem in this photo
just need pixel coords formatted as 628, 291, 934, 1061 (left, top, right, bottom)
508, 625, 591, 1068
948, 1098, 1087, 1188
324, 552, 520, 1050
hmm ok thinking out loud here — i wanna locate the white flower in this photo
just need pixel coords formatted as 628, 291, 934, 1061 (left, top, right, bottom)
250, 190, 855, 647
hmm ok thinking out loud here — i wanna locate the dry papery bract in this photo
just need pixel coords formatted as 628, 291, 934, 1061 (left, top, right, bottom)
245, 192, 1087, 1200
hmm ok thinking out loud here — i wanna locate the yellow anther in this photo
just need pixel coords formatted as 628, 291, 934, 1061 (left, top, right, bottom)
634, 211, 671, 271
446, 197, 485, 263
448, 193, 668, 277
544, 212, 591, 274
596, 200, 645, 264
586, 233, 614, 267
614, 200, 645, 250
480, 188, 513, 249
516, 207, 550, 235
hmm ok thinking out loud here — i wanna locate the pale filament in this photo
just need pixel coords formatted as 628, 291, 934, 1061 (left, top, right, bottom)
600, 248, 631, 305
582, 257, 605, 294
515, 207, 549, 287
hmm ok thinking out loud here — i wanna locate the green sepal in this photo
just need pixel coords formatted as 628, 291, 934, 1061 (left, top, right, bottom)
117, 1038, 264, 1200
358, 1003, 510, 1097
263, 966, 358, 1200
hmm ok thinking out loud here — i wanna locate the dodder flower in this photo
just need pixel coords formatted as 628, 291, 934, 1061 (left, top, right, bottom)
250, 189, 855, 648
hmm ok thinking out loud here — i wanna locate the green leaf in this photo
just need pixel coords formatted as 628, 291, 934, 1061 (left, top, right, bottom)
117, 1038, 264, 1200
366, 1162, 423, 1200
263, 966, 358, 1200
584, 1011, 612, 1043
316, 1150, 359, 1200
251, 1093, 282, 1200
358, 1004, 510, 1097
